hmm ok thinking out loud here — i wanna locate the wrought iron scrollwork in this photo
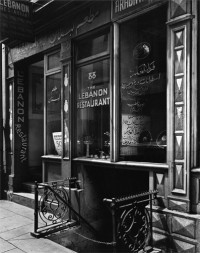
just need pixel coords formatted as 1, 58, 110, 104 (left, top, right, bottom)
117, 203, 150, 252
31, 178, 80, 238
104, 190, 158, 253
39, 186, 69, 225
32, 178, 99, 239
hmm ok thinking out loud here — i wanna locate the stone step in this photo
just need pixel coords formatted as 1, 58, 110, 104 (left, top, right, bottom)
22, 181, 36, 193
11, 192, 35, 209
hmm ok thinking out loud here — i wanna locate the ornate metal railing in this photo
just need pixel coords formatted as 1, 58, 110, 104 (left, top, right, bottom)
31, 177, 84, 238
103, 190, 158, 253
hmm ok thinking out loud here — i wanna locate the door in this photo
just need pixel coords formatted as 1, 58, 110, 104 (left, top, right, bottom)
28, 60, 44, 182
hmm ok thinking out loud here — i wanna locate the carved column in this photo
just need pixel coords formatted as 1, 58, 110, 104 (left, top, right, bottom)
167, 0, 195, 213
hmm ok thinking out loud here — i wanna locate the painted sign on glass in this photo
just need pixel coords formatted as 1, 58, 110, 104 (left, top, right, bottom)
119, 6, 167, 162
14, 69, 28, 165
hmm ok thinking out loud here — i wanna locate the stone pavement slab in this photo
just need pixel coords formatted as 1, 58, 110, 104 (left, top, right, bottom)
0, 224, 33, 240
0, 237, 15, 252
0, 200, 76, 253
0, 215, 33, 233
3, 249, 25, 253
0, 207, 16, 219
10, 233, 75, 253
0, 200, 34, 220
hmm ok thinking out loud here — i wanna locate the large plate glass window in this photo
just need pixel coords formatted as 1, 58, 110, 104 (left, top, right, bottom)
76, 30, 110, 159
119, 6, 167, 163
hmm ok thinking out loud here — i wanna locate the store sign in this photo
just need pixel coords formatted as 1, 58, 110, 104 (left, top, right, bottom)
77, 60, 110, 109
77, 86, 110, 109
0, 0, 34, 42
122, 115, 150, 146
112, 0, 164, 19
14, 69, 28, 166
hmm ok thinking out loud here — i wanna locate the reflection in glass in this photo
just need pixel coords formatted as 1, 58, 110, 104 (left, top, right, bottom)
46, 73, 61, 155
76, 59, 110, 158
119, 6, 167, 163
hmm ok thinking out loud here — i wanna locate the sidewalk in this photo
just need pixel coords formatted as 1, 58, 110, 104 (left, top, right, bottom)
0, 200, 76, 253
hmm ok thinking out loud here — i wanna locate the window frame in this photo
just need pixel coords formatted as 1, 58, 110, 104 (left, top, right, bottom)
118, 7, 167, 164
73, 27, 111, 160
76, 29, 110, 65
112, 5, 169, 168
44, 50, 62, 157
45, 50, 61, 74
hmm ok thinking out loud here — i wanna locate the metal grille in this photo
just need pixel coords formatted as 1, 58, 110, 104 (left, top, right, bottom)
31, 177, 79, 238
104, 190, 158, 253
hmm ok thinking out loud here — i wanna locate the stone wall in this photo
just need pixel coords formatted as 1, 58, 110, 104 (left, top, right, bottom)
152, 206, 200, 252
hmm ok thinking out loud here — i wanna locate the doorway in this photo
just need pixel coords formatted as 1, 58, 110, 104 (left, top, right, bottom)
27, 60, 44, 183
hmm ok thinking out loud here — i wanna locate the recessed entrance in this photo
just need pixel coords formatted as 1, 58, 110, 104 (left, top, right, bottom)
26, 59, 44, 187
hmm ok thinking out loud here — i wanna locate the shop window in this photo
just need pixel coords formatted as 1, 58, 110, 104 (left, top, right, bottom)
46, 73, 61, 155
119, 6, 167, 163
75, 31, 110, 159
45, 51, 61, 156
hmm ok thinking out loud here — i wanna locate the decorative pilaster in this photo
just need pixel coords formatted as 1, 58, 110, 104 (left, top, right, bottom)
167, 0, 194, 212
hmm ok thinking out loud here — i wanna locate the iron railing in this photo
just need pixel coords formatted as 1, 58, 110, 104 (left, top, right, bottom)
31, 177, 83, 238
103, 190, 158, 253
31, 178, 157, 252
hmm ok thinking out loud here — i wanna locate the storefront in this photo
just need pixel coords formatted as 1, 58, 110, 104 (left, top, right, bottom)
1, 0, 200, 251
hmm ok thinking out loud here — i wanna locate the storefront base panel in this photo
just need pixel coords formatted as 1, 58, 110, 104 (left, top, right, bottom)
47, 173, 112, 253
74, 163, 149, 225
60, 163, 151, 251
42, 159, 71, 182
151, 206, 200, 252
168, 196, 190, 213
